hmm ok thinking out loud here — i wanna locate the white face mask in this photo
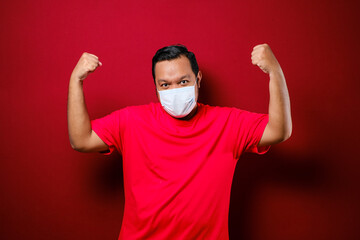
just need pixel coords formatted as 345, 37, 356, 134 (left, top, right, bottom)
158, 85, 197, 118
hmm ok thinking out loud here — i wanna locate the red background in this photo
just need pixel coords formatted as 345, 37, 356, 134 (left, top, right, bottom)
1, 0, 359, 239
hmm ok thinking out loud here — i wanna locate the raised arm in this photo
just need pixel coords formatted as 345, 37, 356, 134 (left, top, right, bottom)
67, 52, 109, 152
251, 44, 292, 146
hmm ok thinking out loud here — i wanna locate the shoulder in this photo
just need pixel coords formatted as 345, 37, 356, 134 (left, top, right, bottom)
125, 102, 161, 114
109, 102, 158, 113
115, 102, 163, 122
96, 103, 157, 121
198, 103, 247, 117
198, 103, 267, 123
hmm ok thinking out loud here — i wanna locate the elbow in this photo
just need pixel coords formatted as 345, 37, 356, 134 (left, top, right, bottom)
70, 140, 87, 152
282, 131, 292, 142
280, 125, 292, 142
263, 121, 292, 146
70, 142, 81, 152
273, 126, 292, 144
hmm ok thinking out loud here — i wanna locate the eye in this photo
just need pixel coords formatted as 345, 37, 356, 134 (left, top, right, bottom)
180, 80, 189, 85
160, 83, 168, 88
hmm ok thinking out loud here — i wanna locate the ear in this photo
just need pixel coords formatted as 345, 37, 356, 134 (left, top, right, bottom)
196, 71, 202, 88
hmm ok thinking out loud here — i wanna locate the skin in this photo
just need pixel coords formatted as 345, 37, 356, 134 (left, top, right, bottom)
251, 44, 292, 146
67, 44, 292, 152
67, 52, 108, 152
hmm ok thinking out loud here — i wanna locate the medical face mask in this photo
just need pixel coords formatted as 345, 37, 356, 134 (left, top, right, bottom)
158, 85, 197, 118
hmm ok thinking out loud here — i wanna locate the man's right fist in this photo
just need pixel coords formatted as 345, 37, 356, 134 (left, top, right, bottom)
71, 52, 102, 81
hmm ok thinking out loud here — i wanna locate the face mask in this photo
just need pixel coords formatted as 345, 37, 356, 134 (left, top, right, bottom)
158, 85, 197, 118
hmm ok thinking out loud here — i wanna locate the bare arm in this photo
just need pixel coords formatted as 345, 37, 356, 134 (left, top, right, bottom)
251, 44, 292, 146
67, 52, 109, 152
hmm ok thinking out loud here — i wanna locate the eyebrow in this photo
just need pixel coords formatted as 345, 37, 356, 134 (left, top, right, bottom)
157, 74, 191, 83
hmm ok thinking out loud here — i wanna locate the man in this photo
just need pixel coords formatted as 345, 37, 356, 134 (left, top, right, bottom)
67, 44, 292, 239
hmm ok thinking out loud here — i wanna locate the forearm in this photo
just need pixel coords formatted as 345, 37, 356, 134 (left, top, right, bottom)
67, 77, 92, 150
267, 69, 292, 140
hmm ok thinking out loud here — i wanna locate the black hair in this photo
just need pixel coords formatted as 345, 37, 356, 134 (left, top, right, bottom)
152, 44, 199, 81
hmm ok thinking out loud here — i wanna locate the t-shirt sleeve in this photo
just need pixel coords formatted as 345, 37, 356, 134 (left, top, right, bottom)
90, 108, 127, 155
232, 109, 270, 159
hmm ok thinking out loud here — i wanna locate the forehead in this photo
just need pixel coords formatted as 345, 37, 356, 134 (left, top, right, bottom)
154, 55, 194, 80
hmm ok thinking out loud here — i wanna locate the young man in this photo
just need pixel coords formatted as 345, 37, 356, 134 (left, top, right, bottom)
67, 44, 292, 239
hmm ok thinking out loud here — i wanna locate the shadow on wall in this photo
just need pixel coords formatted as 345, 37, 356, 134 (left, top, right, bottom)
197, 67, 224, 107
228, 149, 335, 240
85, 148, 339, 239
85, 151, 124, 200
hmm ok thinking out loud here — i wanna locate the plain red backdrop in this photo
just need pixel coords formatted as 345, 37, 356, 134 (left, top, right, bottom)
1, 0, 359, 239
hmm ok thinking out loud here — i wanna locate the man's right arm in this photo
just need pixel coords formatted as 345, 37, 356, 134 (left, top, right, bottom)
67, 52, 109, 153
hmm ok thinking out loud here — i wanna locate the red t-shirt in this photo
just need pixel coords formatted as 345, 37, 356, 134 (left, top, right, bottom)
91, 102, 269, 240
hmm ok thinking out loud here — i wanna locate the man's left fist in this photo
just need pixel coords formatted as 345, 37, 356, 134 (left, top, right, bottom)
251, 44, 281, 74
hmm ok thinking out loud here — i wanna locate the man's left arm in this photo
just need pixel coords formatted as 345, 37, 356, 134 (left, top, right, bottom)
251, 44, 292, 147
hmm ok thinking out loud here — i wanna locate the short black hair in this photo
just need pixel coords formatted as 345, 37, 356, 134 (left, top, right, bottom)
152, 44, 199, 81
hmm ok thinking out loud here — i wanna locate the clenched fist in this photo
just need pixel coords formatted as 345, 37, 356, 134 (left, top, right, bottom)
71, 52, 102, 81
251, 44, 281, 74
